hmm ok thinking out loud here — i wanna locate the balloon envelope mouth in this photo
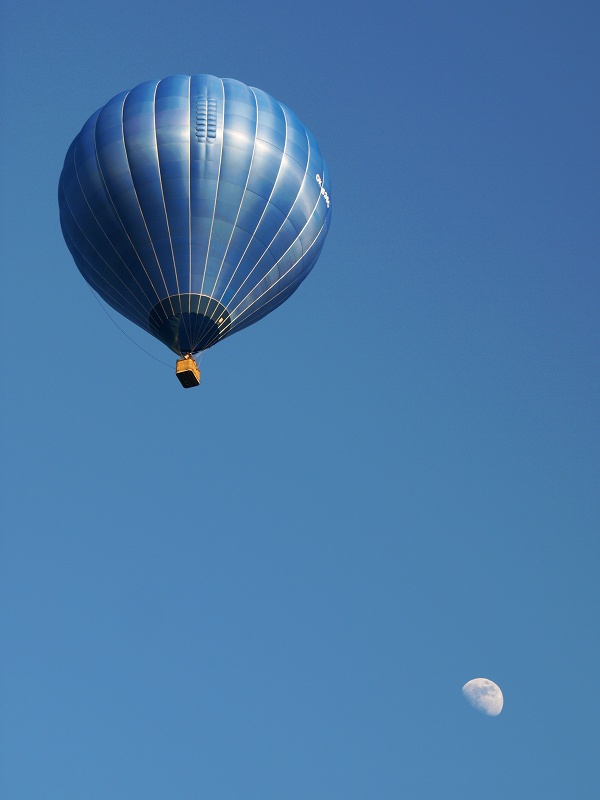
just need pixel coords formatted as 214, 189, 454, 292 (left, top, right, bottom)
148, 294, 231, 354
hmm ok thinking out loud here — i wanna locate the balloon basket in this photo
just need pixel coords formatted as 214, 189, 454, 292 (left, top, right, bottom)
176, 356, 200, 388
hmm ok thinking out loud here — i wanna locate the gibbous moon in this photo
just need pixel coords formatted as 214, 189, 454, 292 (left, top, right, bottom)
462, 678, 503, 716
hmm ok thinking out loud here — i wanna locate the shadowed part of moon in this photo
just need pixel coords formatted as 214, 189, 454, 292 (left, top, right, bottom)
462, 678, 503, 716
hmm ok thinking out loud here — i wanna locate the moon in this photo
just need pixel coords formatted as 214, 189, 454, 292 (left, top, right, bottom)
462, 678, 503, 716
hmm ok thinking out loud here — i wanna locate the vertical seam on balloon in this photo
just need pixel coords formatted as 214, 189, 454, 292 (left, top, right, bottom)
61, 208, 149, 325
154, 80, 184, 306
225, 110, 311, 310
153, 79, 192, 350
226, 164, 321, 318
93, 92, 167, 315
60, 194, 150, 328
91, 97, 170, 316
191, 78, 226, 351
214, 88, 288, 308
223, 136, 327, 324
208, 83, 259, 334
69, 237, 151, 330
120, 87, 176, 317
197, 78, 225, 307
202, 215, 328, 350
229, 216, 327, 332
72, 128, 154, 314
187, 77, 200, 346
203, 176, 326, 351
188, 75, 192, 315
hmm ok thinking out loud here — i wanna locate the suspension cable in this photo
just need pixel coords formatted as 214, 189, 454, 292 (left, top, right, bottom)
88, 288, 172, 369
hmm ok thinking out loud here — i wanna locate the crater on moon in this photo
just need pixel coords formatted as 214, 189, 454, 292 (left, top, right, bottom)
462, 678, 503, 716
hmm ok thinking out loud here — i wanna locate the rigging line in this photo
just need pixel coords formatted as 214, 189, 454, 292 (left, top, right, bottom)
62, 218, 150, 330
191, 304, 214, 352
88, 287, 172, 368
61, 171, 156, 332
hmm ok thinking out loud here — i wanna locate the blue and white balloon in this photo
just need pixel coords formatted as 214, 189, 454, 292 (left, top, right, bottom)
59, 75, 331, 356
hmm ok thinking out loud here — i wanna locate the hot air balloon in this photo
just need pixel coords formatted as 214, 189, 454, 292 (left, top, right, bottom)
58, 74, 331, 387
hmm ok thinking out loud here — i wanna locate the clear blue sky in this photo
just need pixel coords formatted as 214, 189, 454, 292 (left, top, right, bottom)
1, 1, 598, 797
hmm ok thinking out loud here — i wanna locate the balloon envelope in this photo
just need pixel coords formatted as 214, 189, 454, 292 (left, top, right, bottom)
58, 75, 331, 355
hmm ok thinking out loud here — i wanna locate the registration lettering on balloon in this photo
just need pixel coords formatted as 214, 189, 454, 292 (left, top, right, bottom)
316, 173, 331, 208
